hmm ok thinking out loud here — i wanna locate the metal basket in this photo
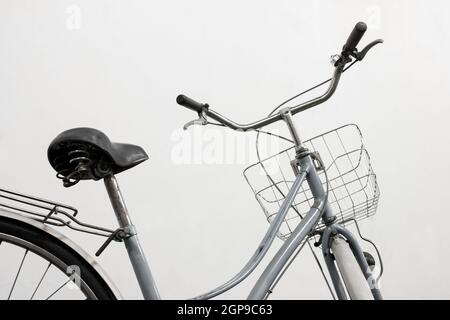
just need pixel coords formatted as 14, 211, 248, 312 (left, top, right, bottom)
243, 124, 380, 240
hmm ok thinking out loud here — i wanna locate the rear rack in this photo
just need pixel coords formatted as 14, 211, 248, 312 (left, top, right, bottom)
0, 187, 114, 238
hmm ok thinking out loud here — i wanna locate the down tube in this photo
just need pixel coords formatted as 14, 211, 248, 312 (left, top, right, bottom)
191, 170, 308, 300
248, 203, 324, 299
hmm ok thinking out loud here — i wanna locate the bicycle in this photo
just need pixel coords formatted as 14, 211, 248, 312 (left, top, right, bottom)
0, 22, 383, 300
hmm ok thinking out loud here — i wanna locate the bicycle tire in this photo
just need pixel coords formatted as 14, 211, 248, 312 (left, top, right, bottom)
331, 236, 374, 300
0, 216, 117, 300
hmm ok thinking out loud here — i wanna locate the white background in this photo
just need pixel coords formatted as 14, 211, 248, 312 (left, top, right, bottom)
0, 0, 449, 299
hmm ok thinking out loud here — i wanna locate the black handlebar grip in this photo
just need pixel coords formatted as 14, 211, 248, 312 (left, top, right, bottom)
343, 22, 367, 53
176, 94, 206, 113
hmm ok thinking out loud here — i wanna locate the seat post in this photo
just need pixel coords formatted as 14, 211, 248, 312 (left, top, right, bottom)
103, 175, 160, 300
104, 175, 133, 229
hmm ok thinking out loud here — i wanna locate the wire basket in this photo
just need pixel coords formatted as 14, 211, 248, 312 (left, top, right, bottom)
243, 124, 380, 241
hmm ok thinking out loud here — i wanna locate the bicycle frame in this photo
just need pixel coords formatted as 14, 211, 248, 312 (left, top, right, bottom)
102, 108, 382, 300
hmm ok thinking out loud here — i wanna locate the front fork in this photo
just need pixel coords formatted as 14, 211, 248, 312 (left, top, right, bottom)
293, 152, 382, 300
281, 109, 382, 300
321, 221, 383, 300
294, 146, 382, 300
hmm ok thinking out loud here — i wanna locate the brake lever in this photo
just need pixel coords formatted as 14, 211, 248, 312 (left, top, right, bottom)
352, 39, 384, 61
183, 110, 208, 130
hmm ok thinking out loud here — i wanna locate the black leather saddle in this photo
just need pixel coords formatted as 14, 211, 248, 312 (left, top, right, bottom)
48, 127, 148, 187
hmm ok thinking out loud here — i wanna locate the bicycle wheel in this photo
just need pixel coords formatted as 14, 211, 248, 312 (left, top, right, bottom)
331, 236, 373, 300
0, 216, 117, 300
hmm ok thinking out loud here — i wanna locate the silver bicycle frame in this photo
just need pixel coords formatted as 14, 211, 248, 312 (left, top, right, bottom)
104, 176, 160, 300
102, 127, 381, 300
102, 64, 382, 300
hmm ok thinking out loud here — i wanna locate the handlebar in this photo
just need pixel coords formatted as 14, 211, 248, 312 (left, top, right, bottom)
177, 66, 342, 131
176, 94, 207, 113
177, 21, 379, 132
200, 67, 342, 131
342, 22, 367, 54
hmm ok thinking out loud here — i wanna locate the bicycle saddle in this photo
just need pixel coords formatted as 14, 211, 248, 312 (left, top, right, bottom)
48, 127, 148, 187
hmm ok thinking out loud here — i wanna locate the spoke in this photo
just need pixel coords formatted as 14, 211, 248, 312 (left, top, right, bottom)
30, 262, 52, 300
45, 278, 73, 300
8, 249, 29, 300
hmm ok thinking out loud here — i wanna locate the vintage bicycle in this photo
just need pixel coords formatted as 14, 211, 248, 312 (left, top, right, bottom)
0, 22, 383, 300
